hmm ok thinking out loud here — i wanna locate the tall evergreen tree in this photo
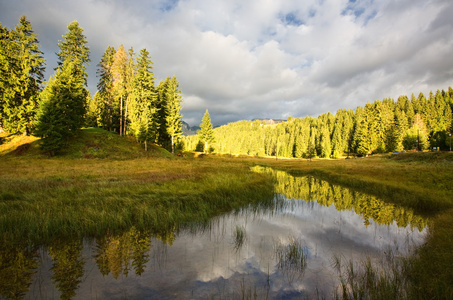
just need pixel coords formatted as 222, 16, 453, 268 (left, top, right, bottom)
198, 109, 215, 153
403, 113, 429, 150
164, 76, 183, 153
129, 48, 157, 150
124, 47, 136, 135
0, 16, 45, 135
34, 62, 87, 155
96, 46, 115, 130
56, 21, 90, 85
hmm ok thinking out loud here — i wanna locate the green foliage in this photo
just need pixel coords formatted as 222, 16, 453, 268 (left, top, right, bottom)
33, 62, 87, 155
0, 16, 45, 135
56, 21, 90, 85
163, 76, 183, 153
95, 46, 116, 130
185, 86, 452, 159
129, 48, 157, 149
198, 109, 215, 152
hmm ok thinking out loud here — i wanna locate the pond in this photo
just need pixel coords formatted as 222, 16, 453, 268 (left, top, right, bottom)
3, 167, 428, 299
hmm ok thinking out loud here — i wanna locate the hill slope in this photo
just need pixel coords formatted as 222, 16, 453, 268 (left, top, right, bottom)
0, 127, 172, 159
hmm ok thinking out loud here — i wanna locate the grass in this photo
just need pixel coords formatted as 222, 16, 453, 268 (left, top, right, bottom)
0, 129, 275, 245
333, 250, 411, 300
1, 130, 453, 298
233, 225, 247, 251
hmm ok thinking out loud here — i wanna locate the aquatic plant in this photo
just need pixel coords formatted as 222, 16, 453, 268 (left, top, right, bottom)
233, 225, 247, 251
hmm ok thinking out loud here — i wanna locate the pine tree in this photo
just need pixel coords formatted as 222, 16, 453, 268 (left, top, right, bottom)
156, 79, 170, 148
198, 109, 215, 153
403, 113, 429, 151
96, 46, 115, 130
164, 76, 183, 153
0, 16, 45, 135
353, 106, 371, 156
34, 62, 87, 155
124, 47, 136, 135
56, 21, 90, 85
129, 48, 157, 150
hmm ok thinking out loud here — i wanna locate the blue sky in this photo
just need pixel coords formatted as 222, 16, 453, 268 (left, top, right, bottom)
1, 0, 452, 126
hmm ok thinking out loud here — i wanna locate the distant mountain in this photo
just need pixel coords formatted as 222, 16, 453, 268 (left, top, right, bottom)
251, 118, 285, 125
181, 121, 200, 136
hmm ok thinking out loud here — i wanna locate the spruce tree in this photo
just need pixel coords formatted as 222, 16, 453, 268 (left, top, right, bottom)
198, 109, 215, 153
156, 79, 170, 148
165, 76, 183, 154
56, 21, 90, 85
129, 48, 157, 150
0, 16, 45, 135
96, 46, 115, 130
34, 62, 87, 155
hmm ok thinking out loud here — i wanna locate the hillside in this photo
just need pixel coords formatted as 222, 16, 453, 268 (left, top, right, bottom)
0, 128, 172, 159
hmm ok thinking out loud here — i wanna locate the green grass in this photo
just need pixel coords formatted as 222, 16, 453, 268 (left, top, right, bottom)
1, 130, 453, 298
0, 129, 275, 245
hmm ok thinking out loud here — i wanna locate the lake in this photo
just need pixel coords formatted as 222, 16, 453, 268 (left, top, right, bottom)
6, 167, 428, 299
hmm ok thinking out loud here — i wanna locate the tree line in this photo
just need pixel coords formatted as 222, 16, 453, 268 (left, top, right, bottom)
0, 16, 183, 155
185, 88, 453, 157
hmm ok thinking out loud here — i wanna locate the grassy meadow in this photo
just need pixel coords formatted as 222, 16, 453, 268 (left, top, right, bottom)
1, 128, 453, 298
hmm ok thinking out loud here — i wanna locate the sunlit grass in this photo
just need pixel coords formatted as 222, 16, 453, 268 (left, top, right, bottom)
1, 129, 453, 299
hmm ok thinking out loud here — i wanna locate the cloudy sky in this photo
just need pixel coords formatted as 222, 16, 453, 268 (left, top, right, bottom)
1, 0, 452, 126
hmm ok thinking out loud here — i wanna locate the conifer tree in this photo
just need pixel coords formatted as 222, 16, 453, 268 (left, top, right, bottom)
198, 109, 215, 153
0, 17, 45, 135
96, 46, 115, 130
56, 21, 90, 85
124, 47, 136, 135
164, 76, 183, 153
403, 113, 429, 150
129, 48, 157, 150
34, 62, 87, 155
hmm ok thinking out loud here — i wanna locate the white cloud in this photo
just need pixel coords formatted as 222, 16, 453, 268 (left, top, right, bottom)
1, 0, 452, 126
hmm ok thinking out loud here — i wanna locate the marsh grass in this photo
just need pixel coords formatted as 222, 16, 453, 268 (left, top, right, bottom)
233, 225, 247, 251
333, 249, 413, 300
274, 236, 307, 284
0, 130, 275, 246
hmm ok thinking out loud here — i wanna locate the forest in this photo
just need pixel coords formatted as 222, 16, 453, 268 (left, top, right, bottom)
2, 17, 453, 159
185, 88, 453, 158
0, 16, 183, 155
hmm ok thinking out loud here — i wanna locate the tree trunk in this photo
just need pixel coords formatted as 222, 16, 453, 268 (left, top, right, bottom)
145, 140, 147, 151
120, 95, 123, 136
124, 96, 128, 135
171, 135, 174, 154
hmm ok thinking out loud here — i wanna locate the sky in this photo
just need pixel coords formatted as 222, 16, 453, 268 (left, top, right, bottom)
1, 0, 453, 126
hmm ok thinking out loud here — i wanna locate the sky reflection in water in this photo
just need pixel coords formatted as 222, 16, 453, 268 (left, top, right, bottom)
27, 169, 428, 299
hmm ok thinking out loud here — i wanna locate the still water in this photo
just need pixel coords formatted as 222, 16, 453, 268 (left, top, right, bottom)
19, 168, 427, 299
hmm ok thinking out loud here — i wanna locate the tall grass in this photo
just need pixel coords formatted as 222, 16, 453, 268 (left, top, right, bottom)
333, 250, 411, 300
0, 154, 275, 246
